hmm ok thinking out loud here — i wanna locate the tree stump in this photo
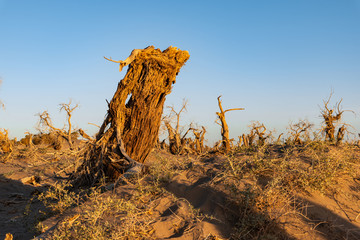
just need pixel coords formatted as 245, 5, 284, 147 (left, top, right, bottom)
72, 46, 189, 185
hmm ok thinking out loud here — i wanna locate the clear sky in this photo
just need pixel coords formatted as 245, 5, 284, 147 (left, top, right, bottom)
0, 0, 359, 144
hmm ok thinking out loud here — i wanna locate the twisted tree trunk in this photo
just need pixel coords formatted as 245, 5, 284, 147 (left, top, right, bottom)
72, 46, 189, 185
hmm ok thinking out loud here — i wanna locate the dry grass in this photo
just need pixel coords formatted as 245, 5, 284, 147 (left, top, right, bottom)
13, 141, 360, 239
212, 142, 360, 239
36, 153, 205, 239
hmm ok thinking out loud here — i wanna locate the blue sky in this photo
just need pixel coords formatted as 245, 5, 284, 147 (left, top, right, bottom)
0, 0, 359, 144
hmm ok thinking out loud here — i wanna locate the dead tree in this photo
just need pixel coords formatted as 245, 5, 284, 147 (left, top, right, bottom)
251, 122, 270, 146
287, 120, 313, 145
72, 46, 189, 185
239, 123, 269, 148
192, 126, 206, 153
320, 93, 345, 142
240, 133, 252, 148
216, 96, 244, 153
23, 132, 34, 148
163, 99, 193, 154
0, 129, 12, 154
38, 100, 79, 149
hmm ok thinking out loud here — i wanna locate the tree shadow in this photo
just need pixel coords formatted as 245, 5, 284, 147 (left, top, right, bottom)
295, 196, 360, 240
0, 174, 47, 240
165, 171, 295, 239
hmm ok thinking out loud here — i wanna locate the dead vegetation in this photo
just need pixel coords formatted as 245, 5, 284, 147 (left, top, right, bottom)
216, 96, 244, 153
162, 99, 209, 155
1, 45, 360, 239
244, 122, 271, 148
163, 99, 192, 155
286, 120, 313, 145
71, 46, 190, 186
320, 92, 350, 144
0, 128, 13, 155
38, 100, 79, 150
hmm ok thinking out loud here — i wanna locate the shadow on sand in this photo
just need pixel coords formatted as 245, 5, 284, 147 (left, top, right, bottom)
0, 174, 47, 240
165, 166, 295, 239
295, 196, 360, 240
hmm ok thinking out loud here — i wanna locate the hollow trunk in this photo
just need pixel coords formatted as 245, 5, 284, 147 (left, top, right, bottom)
72, 46, 189, 185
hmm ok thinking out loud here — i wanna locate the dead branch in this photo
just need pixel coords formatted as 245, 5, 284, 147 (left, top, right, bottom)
78, 129, 94, 141
104, 49, 142, 72
276, 133, 284, 144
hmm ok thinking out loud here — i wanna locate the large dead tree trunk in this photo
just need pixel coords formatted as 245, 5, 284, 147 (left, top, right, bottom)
72, 46, 189, 185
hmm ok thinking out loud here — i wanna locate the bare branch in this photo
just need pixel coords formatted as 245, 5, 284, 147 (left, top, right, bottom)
88, 122, 101, 128
224, 108, 245, 113
104, 49, 142, 72
78, 129, 94, 141
103, 56, 123, 63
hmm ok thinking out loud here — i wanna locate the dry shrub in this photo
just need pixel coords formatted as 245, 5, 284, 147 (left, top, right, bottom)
215, 142, 360, 238
0, 129, 13, 154
286, 120, 313, 145
21, 132, 63, 150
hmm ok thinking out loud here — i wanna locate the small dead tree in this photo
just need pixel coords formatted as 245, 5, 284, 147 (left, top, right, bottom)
239, 123, 270, 147
216, 96, 244, 153
72, 46, 189, 185
320, 93, 347, 143
23, 131, 34, 148
192, 126, 206, 154
38, 100, 79, 149
287, 120, 313, 145
250, 122, 270, 146
240, 133, 254, 148
0, 129, 12, 154
163, 99, 193, 154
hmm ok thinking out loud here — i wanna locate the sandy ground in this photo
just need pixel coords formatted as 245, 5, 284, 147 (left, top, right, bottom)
1, 145, 360, 239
